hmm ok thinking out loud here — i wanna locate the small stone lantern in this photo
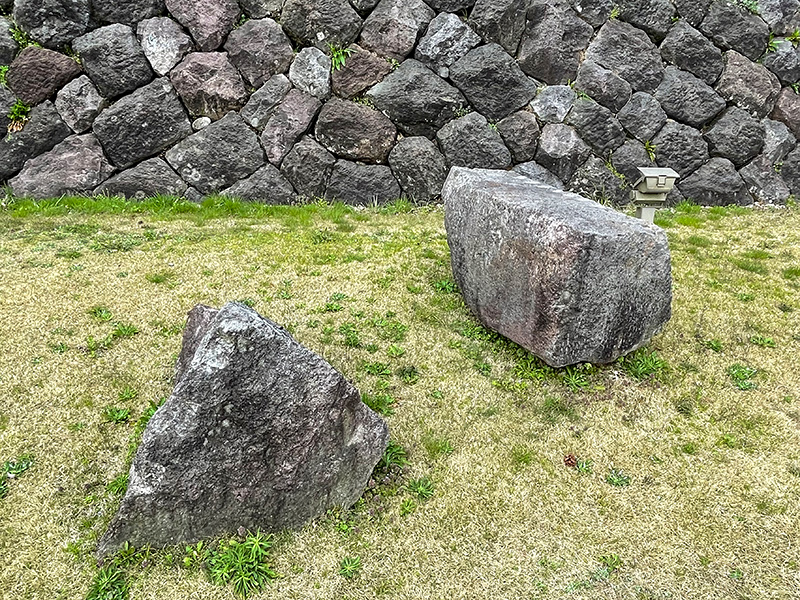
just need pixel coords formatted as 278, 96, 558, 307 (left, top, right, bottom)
631, 167, 680, 223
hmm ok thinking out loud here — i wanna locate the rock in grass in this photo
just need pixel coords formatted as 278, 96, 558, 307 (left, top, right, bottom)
443, 167, 672, 367
95, 157, 187, 199
97, 302, 388, 554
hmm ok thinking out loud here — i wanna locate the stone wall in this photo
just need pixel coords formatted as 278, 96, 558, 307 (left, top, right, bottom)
1, 0, 799, 205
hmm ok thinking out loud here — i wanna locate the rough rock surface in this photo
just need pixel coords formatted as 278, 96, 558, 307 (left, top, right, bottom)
678, 157, 753, 205
166, 112, 265, 194
762, 117, 796, 163
6, 46, 82, 106
449, 43, 537, 122
221, 164, 296, 203
92, 0, 164, 24
0, 87, 15, 134
704, 106, 765, 167
0, 101, 71, 181
241, 75, 292, 130
568, 155, 629, 206
739, 156, 791, 204
763, 39, 800, 85
171, 52, 248, 120
779, 146, 800, 195
436, 112, 512, 169
55, 75, 107, 133
673, 0, 712, 27
770, 87, 800, 138
359, 0, 435, 60
565, 98, 626, 155
517, 1, 593, 84
72, 24, 153, 99
699, 0, 770, 61
280, 136, 336, 199
315, 98, 397, 163
225, 18, 294, 88
660, 21, 723, 85
471, 0, 530, 56
137, 17, 194, 77
496, 111, 540, 163
9, 134, 114, 198
652, 120, 709, 177
239, 0, 283, 18
443, 167, 672, 367
611, 138, 654, 182
281, 0, 363, 48
12, 0, 91, 49
585, 19, 664, 92
331, 45, 393, 99
573, 59, 632, 113
414, 12, 481, 79
530, 86, 576, 124
0, 19, 18, 65
96, 157, 187, 199
388, 136, 448, 201
289, 47, 332, 100
715, 51, 782, 118
617, 0, 675, 40
326, 160, 402, 204
97, 302, 388, 554
260, 89, 323, 165
654, 66, 726, 128
512, 160, 564, 189
367, 59, 466, 138
535, 123, 592, 182
93, 78, 192, 169
617, 91, 667, 142
165, 0, 239, 51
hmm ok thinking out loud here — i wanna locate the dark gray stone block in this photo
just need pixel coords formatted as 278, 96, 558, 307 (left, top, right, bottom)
618, 92, 668, 142
470, 0, 528, 55
565, 98, 626, 156
568, 155, 630, 206
359, 0, 435, 60
326, 160, 402, 204
530, 85, 576, 124
611, 138, 655, 183
652, 119, 709, 177
55, 75, 107, 133
0, 101, 71, 181
497, 110, 540, 163
585, 19, 665, 92
618, 0, 675, 41
654, 66, 726, 128
535, 123, 592, 182
240, 75, 291, 131
331, 44, 393, 99
414, 12, 481, 79
96, 158, 188, 199
704, 106, 765, 167
260, 89, 323, 165
660, 21, 724, 85
220, 164, 296, 204
280, 136, 336, 199
677, 157, 753, 205
281, 0, 362, 48
763, 39, 800, 87
92, 0, 164, 24
699, 0, 770, 61
170, 52, 248, 120
225, 18, 294, 88
573, 59, 632, 113
715, 51, 782, 118
12, 0, 91, 49
436, 111, 512, 169
388, 136, 448, 201
315, 98, 397, 163
164, 0, 240, 51
739, 155, 791, 204
137, 17, 194, 77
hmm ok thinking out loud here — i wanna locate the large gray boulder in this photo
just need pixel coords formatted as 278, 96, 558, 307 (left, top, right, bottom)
660, 21, 724, 86
331, 44, 393, 99
443, 167, 672, 367
654, 66, 726, 128
470, 0, 529, 55
359, 0, 435, 60
388, 136, 448, 201
652, 120, 709, 177
366, 59, 466, 138
12, 0, 91, 49
72, 24, 153, 99
699, 0, 769, 61
677, 157, 753, 205
6, 46, 82, 106
166, 112, 265, 194
93, 78, 192, 169
585, 19, 665, 92
0, 101, 71, 181
496, 110, 540, 163
326, 160, 402, 204
436, 111, 512, 169
289, 47, 332, 100
92, 0, 164, 24
96, 157, 187, 199
0, 19, 18, 65
55, 75, 107, 133
449, 43, 537, 122
704, 106, 765, 167
281, 0, 362, 48
715, 51, 781, 118
165, 0, 240, 51
97, 302, 388, 554
241, 75, 292, 130
280, 136, 336, 199
170, 52, 249, 120
260, 89, 323, 165
763, 39, 800, 86
573, 59, 632, 113
220, 164, 297, 204
137, 17, 194, 77
225, 18, 294, 88
564, 98, 626, 156
617, 0, 675, 40
618, 91, 667, 142
534, 123, 591, 182
414, 12, 481, 79
315, 98, 397, 163
9, 134, 114, 198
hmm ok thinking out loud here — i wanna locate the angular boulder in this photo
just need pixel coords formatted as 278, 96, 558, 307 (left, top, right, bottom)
359, 0, 435, 60
6, 46, 82, 106
699, 0, 769, 61
164, 0, 240, 51
436, 111, 512, 169
260, 89, 323, 165
414, 12, 481, 79
535, 123, 591, 182
565, 98, 626, 156
280, 136, 336, 199
704, 106, 765, 167
315, 98, 397, 163
12, 0, 91, 49
288, 47, 332, 100
220, 164, 296, 204
95, 157, 187, 199
739, 156, 791, 204
331, 44, 393, 99
573, 59, 632, 113
617, 0, 675, 40
763, 39, 800, 86
326, 160, 402, 205
618, 91, 667, 142
470, 0, 529, 55
530, 85, 576, 124
770, 87, 800, 138
496, 110, 540, 164
443, 167, 672, 367
659, 21, 723, 86
9, 134, 114, 198
225, 18, 294, 88
611, 138, 654, 183
0, 101, 71, 181
55, 75, 107, 133
677, 157, 753, 206
281, 0, 362, 48
449, 43, 537, 122
92, 78, 192, 169
71, 24, 153, 99
654, 66, 726, 128
97, 302, 388, 554
585, 19, 665, 92
137, 17, 194, 77
165, 112, 265, 194
170, 52, 249, 120
92, 0, 164, 24
366, 59, 466, 138
652, 120, 709, 177
241, 75, 292, 131
715, 51, 781, 118
762, 117, 796, 164
388, 136, 448, 201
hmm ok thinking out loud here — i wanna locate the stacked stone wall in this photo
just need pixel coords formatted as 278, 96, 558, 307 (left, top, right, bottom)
1, 0, 799, 205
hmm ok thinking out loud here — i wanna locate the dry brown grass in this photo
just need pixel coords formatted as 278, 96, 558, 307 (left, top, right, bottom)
0, 201, 799, 600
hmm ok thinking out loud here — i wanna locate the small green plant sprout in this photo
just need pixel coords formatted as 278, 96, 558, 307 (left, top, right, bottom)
8, 99, 31, 132
324, 292, 347, 312
767, 33, 779, 52
86, 565, 128, 600
386, 344, 405, 358
792, 82, 800, 94
397, 365, 420, 385
207, 531, 277, 597
118, 386, 138, 402
363, 360, 392, 377
407, 476, 434, 500
726, 364, 758, 390
789, 29, 800, 47
106, 473, 129, 496
378, 440, 408, 472
433, 278, 458, 293
112, 322, 139, 339
598, 553, 622, 576
103, 406, 131, 424
183, 540, 209, 569
750, 335, 775, 348
729, 568, 744, 580
327, 43, 354, 71
606, 467, 631, 487
643, 139, 657, 161
609, 5, 621, 19
10, 24, 40, 49
734, 0, 759, 14
338, 556, 362, 579
423, 434, 454, 459
622, 348, 668, 380
361, 392, 395, 416
0, 65, 8, 87
89, 305, 113, 322
399, 497, 417, 516
561, 366, 590, 392
576, 458, 593, 474
4, 454, 34, 478
702, 338, 723, 352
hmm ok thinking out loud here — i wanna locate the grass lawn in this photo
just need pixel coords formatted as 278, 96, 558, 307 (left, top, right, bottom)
0, 196, 798, 600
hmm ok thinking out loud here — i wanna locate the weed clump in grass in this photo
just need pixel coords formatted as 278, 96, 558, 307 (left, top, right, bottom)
407, 476, 434, 500
338, 556, 361, 579
361, 392, 395, 416
727, 364, 758, 390
86, 565, 128, 600
622, 348, 668, 380
206, 531, 277, 597
103, 406, 131, 424
0, 453, 34, 499
606, 467, 631, 487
